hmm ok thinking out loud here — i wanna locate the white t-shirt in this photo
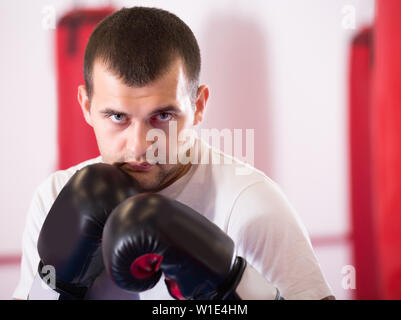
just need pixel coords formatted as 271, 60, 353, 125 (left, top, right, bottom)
13, 139, 333, 300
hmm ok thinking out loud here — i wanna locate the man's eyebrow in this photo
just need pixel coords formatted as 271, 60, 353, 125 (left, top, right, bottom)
99, 105, 181, 116
149, 105, 181, 115
100, 108, 129, 116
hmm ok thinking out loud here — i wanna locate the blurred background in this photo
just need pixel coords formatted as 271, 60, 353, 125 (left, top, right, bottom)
1, 0, 400, 300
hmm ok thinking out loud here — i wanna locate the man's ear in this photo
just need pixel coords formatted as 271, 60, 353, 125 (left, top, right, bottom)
193, 85, 209, 126
77, 85, 93, 127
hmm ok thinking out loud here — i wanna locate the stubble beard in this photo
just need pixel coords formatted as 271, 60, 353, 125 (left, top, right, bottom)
115, 162, 188, 192
108, 141, 196, 192
137, 163, 185, 192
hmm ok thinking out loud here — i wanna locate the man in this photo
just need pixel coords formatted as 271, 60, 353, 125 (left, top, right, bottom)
13, 6, 334, 300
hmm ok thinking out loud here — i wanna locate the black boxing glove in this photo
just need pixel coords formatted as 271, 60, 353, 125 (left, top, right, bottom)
28, 163, 140, 300
102, 193, 283, 300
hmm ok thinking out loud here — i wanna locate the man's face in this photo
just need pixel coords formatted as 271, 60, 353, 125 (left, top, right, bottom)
78, 58, 208, 191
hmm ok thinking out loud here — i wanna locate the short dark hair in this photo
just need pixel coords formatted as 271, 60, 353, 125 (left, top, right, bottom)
83, 6, 201, 104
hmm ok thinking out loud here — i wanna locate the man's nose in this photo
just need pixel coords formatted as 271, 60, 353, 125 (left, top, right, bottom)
125, 122, 153, 159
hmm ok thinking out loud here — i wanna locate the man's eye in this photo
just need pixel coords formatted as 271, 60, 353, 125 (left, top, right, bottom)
151, 112, 173, 122
109, 113, 126, 123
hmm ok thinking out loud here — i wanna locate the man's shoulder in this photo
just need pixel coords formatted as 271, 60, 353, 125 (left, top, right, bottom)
200, 139, 275, 188
201, 141, 295, 216
197, 140, 285, 215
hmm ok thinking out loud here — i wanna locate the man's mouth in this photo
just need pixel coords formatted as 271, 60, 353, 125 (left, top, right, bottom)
125, 162, 153, 172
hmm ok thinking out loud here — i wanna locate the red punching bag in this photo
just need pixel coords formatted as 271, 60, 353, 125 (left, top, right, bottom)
348, 27, 380, 300
372, 0, 401, 299
56, 7, 115, 170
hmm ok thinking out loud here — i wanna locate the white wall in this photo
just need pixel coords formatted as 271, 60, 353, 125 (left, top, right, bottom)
0, 0, 375, 299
